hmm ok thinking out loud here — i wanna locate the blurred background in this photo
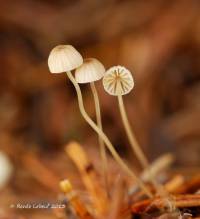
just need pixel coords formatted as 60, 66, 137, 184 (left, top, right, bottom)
0, 0, 200, 218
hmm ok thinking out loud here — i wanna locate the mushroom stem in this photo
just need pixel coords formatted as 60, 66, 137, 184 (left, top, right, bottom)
117, 94, 167, 196
90, 82, 109, 197
66, 71, 153, 198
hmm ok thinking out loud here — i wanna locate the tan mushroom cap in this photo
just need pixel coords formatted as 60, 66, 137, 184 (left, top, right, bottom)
103, 66, 134, 96
48, 45, 83, 73
75, 58, 105, 83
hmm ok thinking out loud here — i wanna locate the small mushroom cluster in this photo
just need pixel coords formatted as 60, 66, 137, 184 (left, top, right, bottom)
48, 45, 169, 199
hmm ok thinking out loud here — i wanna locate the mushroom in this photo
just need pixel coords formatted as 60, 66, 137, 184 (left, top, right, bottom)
75, 58, 105, 84
103, 66, 167, 196
0, 151, 13, 189
48, 45, 152, 197
103, 66, 134, 96
75, 58, 108, 193
59, 179, 93, 218
48, 45, 83, 73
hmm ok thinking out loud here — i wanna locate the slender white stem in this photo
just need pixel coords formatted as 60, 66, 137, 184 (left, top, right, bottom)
66, 71, 153, 198
117, 94, 167, 196
90, 82, 109, 196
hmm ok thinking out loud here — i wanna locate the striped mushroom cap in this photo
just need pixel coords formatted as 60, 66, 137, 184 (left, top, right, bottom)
48, 45, 83, 73
75, 58, 105, 83
103, 66, 134, 96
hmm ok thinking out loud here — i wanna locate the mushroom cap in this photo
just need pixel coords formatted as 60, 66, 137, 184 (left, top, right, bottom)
103, 66, 134, 96
0, 151, 13, 189
48, 45, 83, 73
75, 58, 105, 83
59, 179, 72, 193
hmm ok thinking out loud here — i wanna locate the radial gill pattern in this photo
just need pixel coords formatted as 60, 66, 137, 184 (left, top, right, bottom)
103, 66, 134, 96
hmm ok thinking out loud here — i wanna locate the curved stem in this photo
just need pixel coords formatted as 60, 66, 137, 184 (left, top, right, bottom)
117, 94, 167, 196
90, 82, 109, 197
66, 71, 152, 198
